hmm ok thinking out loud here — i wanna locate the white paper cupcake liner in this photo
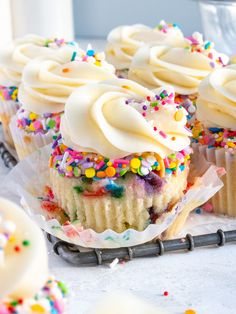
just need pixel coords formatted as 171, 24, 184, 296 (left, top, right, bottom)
2, 145, 223, 248
9, 116, 55, 160
0, 99, 19, 147
192, 143, 236, 217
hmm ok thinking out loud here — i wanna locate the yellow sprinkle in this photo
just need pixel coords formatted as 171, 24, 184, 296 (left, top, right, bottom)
107, 161, 112, 166
130, 167, 138, 173
29, 112, 38, 120
130, 158, 141, 169
95, 60, 101, 66
28, 124, 35, 131
66, 166, 72, 172
174, 110, 184, 121
85, 168, 96, 178
122, 85, 131, 89
227, 142, 235, 148
9, 235, 15, 243
30, 304, 45, 313
105, 166, 116, 177
169, 162, 176, 169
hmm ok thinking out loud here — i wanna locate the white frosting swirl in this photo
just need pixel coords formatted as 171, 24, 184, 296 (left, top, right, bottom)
18, 48, 116, 114
61, 79, 191, 159
105, 22, 185, 70
196, 64, 236, 130
0, 34, 78, 86
0, 197, 48, 299
129, 33, 228, 95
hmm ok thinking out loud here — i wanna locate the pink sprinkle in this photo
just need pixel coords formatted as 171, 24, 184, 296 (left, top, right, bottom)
33, 120, 41, 129
164, 157, 170, 168
114, 159, 129, 165
202, 202, 213, 213
154, 106, 159, 111
159, 130, 167, 138
153, 126, 157, 131
176, 153, 184, 160
82, 55, 88, 61
142, 112, 146, 117
96, 160, 105, 170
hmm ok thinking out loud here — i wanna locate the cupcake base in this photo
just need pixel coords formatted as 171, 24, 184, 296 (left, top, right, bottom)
50, 168, 189, 233
10, 116, 55, 160
0, 99, 19, 147
192, 143, 236, 217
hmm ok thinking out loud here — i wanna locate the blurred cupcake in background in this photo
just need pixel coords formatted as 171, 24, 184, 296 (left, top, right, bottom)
192, 64, 236, 217
0, 34, 77, 147
105, 20, 185, 79
0, 197, 68, 314
48, 79, 191, 233
129, 32, 229, 127
10, 46, 116, 160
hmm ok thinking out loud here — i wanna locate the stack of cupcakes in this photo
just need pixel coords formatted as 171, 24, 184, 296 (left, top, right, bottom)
192, 64, 236, 217
0, 197, 68, 314
10, 46, 116, 160
0, 34, 77, 147
47, 79, 191, 233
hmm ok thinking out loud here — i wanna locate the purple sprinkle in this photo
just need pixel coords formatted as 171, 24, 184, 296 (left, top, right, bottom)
142, 105, 147, 110
210, 62, 215, 68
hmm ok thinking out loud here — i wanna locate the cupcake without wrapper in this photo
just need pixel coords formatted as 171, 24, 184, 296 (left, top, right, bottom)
10, 46, 116, 160
105, 20, 185, 78
129, 32, 229, 126
0, 197, 68, 314
192, 64, 236, 217
0, 34, 77, 147
48, 79, 192, 233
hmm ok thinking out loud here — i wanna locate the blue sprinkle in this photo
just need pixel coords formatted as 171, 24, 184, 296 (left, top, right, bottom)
71, 51, 77, 61
195, 208, 202, 214
179, 165, 185, 171
208, 127, 224, 133
165, 168, 172, 174
87, 49, 95, 56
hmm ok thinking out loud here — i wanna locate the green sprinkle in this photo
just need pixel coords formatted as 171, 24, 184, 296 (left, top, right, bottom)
73, 185, 84, 194
151, 101, 158, 107
47, 119, 56, 129
120, 169, 128, 176
71, 51, 77, 61
73, 167, 80, 177
57, 281, 68, 295
22, 240, 30, 246
10, 300, 18, 307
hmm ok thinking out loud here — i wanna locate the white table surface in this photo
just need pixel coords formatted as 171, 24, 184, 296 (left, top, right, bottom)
1, 40, 236, 314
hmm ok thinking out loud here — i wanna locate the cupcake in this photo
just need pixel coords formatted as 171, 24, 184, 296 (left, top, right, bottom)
48, 79, 191, 233
129, 32, 229, 125
0, 34, 77, 147
105, 20, 185, 79
192, 64, 236, 217
0, 197, 68, 313
10, 46, 116, 160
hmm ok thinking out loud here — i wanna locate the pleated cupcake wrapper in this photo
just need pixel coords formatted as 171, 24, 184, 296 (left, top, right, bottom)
2, 145, 223, 248
10, 116, 55, 160
192, 143, 236, 217
0, 99, 19, 147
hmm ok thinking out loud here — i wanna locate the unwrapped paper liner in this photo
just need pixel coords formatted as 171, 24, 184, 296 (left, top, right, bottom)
2, 145, 223, 248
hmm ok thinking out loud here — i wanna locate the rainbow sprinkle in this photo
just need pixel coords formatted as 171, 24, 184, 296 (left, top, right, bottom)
50, 135, 191, 181
70, 46, 107, 67
184, 32, 228, 68
156, 20, 180, 33
0, 277, 68, 314
0, 86, 18, 101
192, 120, 236, 154
0, 216, 16, 265
44, 37, 77, 49
17, 108, 61, 135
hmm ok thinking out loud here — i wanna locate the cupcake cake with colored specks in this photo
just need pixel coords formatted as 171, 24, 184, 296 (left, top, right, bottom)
192, 64, 236, 217
128, 32, 229, 126
105, 20, 185, 79
0, 34, 77, 147
47, 79, 191, 233
10, 46, 116, 160
0, 197, 68, 314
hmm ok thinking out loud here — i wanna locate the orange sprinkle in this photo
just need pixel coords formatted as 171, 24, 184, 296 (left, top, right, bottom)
122, 85, 131, 90
171, 136, 176, 141
97, 171, 106, 178
105, 166, 116, 177
62, 68, 70, 73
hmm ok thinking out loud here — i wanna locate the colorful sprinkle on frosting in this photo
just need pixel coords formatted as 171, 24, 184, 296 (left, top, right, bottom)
175, 94, 197, 126
70, 45, 107, 67
0, 216, 16, 265
192, 120, 236, 154
17, 108, 61, 135
0, 277, 68, 314
0, 86, 18, 101
184, 32, 228, 67
50, 135, 191, 180
156, 20, 179, 33
44, 38, 77, 48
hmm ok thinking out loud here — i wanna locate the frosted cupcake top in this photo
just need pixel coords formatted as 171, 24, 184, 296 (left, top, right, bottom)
0, 34, 78, 86
196, 64, 236, 130
129, 32, 229, 95
105, 21, 185, 70
18, 46, 116, 115
0, 197, 67, 314
60, 78, 191, 159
